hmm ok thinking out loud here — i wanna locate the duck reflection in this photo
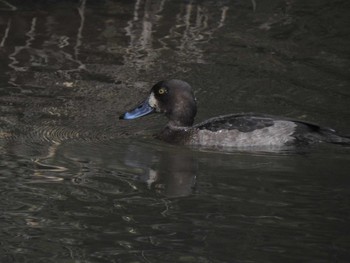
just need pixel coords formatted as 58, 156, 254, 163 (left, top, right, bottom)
123, 144, 197, 197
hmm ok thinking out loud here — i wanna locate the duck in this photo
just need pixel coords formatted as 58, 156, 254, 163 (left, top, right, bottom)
119, 79, 350, 148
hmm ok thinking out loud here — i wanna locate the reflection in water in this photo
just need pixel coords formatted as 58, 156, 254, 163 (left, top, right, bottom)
124, 143, 197, 197
74, 0, 86, 70
1, 1, 350, 262
151, 151, 197, 197
122, 0, 229, 68
1, 1, 229, 82
6, 0, 87, 77
0, 0, 16, 11
25, 140, 198, 197
0, 17, 11, 47
8, 17, 37, 72
1, 0, 230, 166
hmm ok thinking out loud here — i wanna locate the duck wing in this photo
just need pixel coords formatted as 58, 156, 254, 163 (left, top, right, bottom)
194, 113, 350, 145
195, 113, 285, 132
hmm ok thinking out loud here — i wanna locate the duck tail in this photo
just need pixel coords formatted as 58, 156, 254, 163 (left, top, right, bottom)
322, 129, 350, 145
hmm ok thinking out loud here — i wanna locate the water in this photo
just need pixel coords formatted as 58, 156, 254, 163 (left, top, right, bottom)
1, 0, 350, 262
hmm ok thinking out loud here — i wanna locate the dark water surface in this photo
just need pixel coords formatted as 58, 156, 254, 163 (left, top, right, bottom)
1, 0, 350, 262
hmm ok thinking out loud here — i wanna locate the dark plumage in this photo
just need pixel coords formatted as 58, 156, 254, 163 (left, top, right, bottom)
119, 80, 350, 148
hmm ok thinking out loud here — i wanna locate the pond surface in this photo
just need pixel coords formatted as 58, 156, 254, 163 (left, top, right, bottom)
1, 0, 350, 262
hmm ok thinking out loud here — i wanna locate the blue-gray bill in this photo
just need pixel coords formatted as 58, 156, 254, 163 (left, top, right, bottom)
119, 99, 154, 120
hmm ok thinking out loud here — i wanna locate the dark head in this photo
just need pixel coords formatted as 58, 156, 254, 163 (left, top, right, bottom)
119, 79, 197, 126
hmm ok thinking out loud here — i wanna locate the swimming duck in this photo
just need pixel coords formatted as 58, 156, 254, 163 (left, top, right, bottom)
119, 79, 350, 148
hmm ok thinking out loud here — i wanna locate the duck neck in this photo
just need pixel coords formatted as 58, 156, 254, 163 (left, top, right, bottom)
166, 100, 197, 127
167, 112, 195, 127
168, 119, 192, 128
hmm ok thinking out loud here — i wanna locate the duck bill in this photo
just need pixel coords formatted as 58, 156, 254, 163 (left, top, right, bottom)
119, 98, 155, 120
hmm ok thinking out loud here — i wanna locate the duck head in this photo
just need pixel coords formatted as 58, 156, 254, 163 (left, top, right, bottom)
120, 79, 197, 127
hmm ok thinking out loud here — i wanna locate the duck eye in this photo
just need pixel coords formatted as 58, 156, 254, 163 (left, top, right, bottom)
158, 88, 167, 95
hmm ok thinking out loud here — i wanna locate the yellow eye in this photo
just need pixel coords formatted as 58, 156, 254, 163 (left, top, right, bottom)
158, 88, 166, 95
